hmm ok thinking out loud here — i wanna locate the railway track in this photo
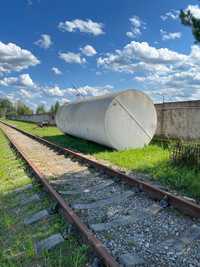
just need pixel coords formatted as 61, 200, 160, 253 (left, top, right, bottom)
1, 120, 200, 267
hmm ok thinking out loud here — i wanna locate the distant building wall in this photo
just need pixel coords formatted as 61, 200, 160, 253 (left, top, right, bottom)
155, 100, 200, 140
7, 99, 200, 140
7, 113, 55, 125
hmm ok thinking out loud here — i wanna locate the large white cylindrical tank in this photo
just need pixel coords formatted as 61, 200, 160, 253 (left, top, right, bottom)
56, 89, 157, 150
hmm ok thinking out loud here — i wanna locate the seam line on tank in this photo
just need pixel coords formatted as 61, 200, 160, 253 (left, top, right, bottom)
115, 99, 152, 140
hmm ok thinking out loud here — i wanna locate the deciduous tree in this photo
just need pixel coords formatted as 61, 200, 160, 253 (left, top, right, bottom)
180, 2, 200, 43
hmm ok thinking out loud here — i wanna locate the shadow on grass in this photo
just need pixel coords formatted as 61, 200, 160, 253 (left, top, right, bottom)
43, 133, 112, 155
137, 158, 200, 200
3, 118, 111, 154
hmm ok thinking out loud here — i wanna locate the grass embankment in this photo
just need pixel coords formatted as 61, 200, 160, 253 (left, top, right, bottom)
0, 128, 88, 267
3, 119, 200, 199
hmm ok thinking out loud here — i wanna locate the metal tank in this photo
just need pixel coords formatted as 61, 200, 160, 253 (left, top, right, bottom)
56, 89, 157, 150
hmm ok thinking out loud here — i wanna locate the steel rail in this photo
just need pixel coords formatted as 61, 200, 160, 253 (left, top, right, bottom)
1, 120, 200, 219
0, 122, 120, 267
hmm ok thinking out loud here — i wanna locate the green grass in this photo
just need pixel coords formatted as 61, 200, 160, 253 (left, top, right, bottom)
97, 145, 200, 198
3, 119, 106, 154
2, 119, 200, 200
0, 128, 88, 267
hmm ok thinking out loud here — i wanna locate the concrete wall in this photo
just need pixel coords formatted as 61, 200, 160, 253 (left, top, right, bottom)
7, 113, 56, 125
155, 100, 200, 140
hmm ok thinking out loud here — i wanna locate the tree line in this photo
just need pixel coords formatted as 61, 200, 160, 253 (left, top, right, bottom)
0, 98, 60, 117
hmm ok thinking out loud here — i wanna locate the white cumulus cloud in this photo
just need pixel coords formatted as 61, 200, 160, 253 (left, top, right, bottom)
80, 45, 97, 56
160, 29, 182, 41
97, 41, 200, 102
126, 16, 145, 38
59, 52, 86, 64
0, 41, 39, 74
67, 85, 113, 98
97, 41, 187, 73
52, 67, 62, 75
58, 19, 104, 36
43, 84, 113, 100
0, 80, 114, 108
34, 34, 52, 49
0, 73, 35, 88
18, 73, 35, 87
20, 88, 33, 98
47, 86, 64, 96
161, 10, 179, 21
184, 5, 200, 19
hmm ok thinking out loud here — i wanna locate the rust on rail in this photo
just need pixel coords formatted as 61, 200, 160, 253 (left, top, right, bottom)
1, 120, 200, 219
0, 122, 120, 267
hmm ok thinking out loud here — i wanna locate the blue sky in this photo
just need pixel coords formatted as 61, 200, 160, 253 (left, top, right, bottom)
0, 0, 200, 109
